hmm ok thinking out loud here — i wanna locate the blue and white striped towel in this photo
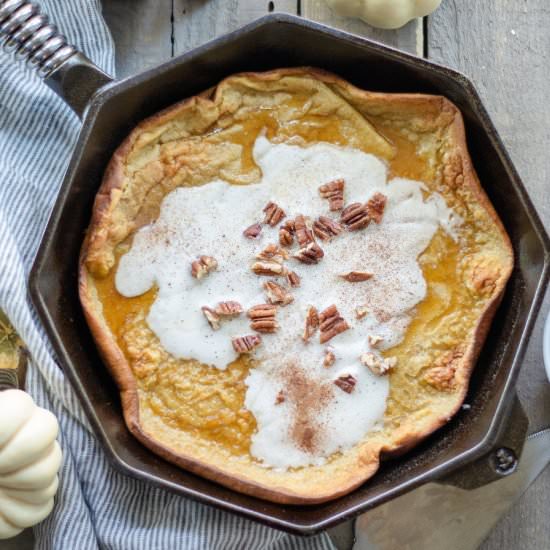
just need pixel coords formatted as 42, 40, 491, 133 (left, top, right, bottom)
0, 1, 335, 548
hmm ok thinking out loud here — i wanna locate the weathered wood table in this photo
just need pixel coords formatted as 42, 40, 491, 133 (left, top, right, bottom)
99, 1, 550, 548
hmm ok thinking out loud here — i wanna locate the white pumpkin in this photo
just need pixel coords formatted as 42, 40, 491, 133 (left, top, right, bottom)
0, 389, 61, 539
326, 0, 442, 29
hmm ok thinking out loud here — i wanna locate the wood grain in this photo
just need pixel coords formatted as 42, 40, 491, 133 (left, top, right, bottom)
172, 0, 298, 54
483, 464, 550, 550
301, 0, 422, 54
102, 0, 173, 77
102, 1, 298, 76
429, 2, 550, 549
429, 1, 550, 227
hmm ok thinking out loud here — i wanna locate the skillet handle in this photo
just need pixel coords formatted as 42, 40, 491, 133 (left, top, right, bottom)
440, 394, 529, 490
0, 0, 113, 117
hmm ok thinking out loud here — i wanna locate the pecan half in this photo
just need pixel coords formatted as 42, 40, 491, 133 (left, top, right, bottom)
251, 260, 288, 276
319, 178, 345, 211
340, 202, 370, 231
340, 271, 373, 282
334, 374, 357, 394
293, 242, 324, 265
191, 255, 218, 279
256, 243, 288, 263
263, 201, 286, 226
201, 306, 220, 330
275, 390, 285, 405
248, 304, 278, 333
232, 334, 262, 353
319, 305, 349, 344
287, 271, 301, 287
215, 301, 243, 317
243, 223, 262, 239
302, 306, 319, 342
263, 281, 294, 306
313, 216, 344, 241
360, 352, 396, 376
248, 304, 278, 317
323, 348, 336, 368
279, 220, 295, 247
366, 192, 387, 224
294, 215, 315, 246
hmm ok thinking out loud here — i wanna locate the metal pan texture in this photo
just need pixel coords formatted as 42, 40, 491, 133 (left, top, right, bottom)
17, 13, 550, 534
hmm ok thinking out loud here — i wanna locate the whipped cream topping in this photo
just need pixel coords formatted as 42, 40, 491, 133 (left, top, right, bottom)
115, 136, 461, 469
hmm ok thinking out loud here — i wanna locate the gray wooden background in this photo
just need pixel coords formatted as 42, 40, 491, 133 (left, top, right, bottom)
100, 1, 550, 549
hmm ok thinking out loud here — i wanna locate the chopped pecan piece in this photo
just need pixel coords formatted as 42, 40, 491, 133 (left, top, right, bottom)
201, 306, 220, 330
243, 223, 262, 239
294, 215, 315, 246
313, 216, 344, 241
248, 304, 278, 333
263, 201, 286, 226
263, 281, 294, 306
360, 352, 396, 376
293, 242, 324, 265
340, 202, 370, 231
319, 178, 345, 211
360, 352, 378, 370
256, 243, 288, 263
215, 301, 243, 317
287, 271, 301, 287
191, 255, 218, 279
275, 390, 285, 405
302, 306, 319, 342
251, 260, 288, 276
279, 220, 295, 247
232, 334, 262, 353
366, 192, 387, 224
323, 347, 336, 368
334, 374, 357, 394
355, 306, 369, 320
340, 271, 373, 282
319, 305, 349, 344
368, 334, 383, 348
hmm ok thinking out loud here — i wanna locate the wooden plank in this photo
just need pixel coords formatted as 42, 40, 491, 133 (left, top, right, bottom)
428, 2, 550, 549
101, 0, 172, 78
483, 465, 550, 550
173, 0, 298, 55
301, 0, 422, 54
428, 1, 550, 232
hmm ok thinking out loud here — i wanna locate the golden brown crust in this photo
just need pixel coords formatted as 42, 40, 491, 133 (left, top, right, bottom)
78, 67, 513, 504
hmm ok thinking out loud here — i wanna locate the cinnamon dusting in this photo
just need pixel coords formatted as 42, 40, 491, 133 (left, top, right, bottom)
280, 364, 334, 454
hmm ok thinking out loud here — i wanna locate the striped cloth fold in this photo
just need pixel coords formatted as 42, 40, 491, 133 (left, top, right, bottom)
0, 1, 334, 548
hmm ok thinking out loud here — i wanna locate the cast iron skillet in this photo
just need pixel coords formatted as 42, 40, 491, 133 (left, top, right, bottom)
2, 0, 550, 535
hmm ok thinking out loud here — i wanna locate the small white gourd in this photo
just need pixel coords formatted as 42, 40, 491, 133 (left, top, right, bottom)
326, 0, 442, 29
0, 389, 62, 539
